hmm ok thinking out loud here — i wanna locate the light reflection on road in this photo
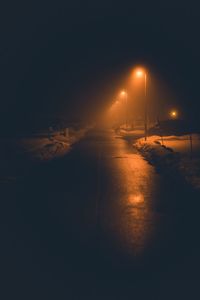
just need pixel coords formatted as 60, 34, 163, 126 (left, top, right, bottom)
118, 153, 156, 256
102, 134, 159, 257
128, 193, 144, 205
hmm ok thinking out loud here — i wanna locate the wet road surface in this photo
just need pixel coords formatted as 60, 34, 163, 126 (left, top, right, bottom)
1, 129, 200, 299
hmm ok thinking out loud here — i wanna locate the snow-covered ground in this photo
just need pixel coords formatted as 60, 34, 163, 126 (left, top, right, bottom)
0, 128, 87, 181
17, 128, 86, 161
135, 134, 200, 190
116, 128, 144, 139
17, 135, 70, 161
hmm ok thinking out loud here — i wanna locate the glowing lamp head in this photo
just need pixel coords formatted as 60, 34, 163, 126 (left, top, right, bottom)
170, 110, 178, 118
134, 67, 146, 78
136, 69, 144, 77
120, 90, 126, 96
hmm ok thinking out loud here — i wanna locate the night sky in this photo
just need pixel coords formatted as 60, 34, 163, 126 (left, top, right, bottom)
1, 0, 200, 131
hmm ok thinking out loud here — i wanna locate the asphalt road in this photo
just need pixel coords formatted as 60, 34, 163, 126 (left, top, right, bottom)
1, 129, 200, 299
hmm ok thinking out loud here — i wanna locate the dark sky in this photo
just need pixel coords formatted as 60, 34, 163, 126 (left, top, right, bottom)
1, 0, 200, 129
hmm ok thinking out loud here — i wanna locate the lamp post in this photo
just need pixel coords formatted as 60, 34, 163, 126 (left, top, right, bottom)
120, 90, 128, 129
135, 69, 148, 141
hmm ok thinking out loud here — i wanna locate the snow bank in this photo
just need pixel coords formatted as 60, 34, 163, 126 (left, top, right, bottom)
18, 128, 86, 162
0, 128, 87, 181
117, 129, 144, 139
135, 135, 200, 190
135, 136, 180, 170
17, 135, 69, 161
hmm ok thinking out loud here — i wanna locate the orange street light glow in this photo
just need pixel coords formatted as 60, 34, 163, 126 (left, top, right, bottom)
136, 70, 144, 77
120, 90, 126, 96
134, 68, 146, 78
170, 110, 178, 118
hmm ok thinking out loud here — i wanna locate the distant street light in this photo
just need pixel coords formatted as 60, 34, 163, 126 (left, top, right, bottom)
136, 69, 145, 78
120, 90, 128, 128
120, 90, 126, 96
170, 110, 178, 119
135, 68, 148, 141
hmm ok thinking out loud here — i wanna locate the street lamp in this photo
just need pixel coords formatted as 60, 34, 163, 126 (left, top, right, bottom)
135, 68, 148, 141
170, 110, 178, 119
120, 90, 128, 129
120, 90, 126, 96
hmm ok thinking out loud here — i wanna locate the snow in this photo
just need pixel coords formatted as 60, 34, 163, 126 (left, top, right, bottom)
17, 128, 86, 161
134, 134, 200, 190
116, 128, 144, 139
0, 128, 87, 181
18, 136, 70, 161
159, 134, 200, 157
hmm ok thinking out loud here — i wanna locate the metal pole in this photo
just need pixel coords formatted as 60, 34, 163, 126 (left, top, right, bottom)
189, 134, 193, 159
144, 73, 147, 141
126, 92, 128, 129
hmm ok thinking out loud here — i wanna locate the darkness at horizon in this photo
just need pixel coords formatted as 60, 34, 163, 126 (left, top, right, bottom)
1, 1, 200, 132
